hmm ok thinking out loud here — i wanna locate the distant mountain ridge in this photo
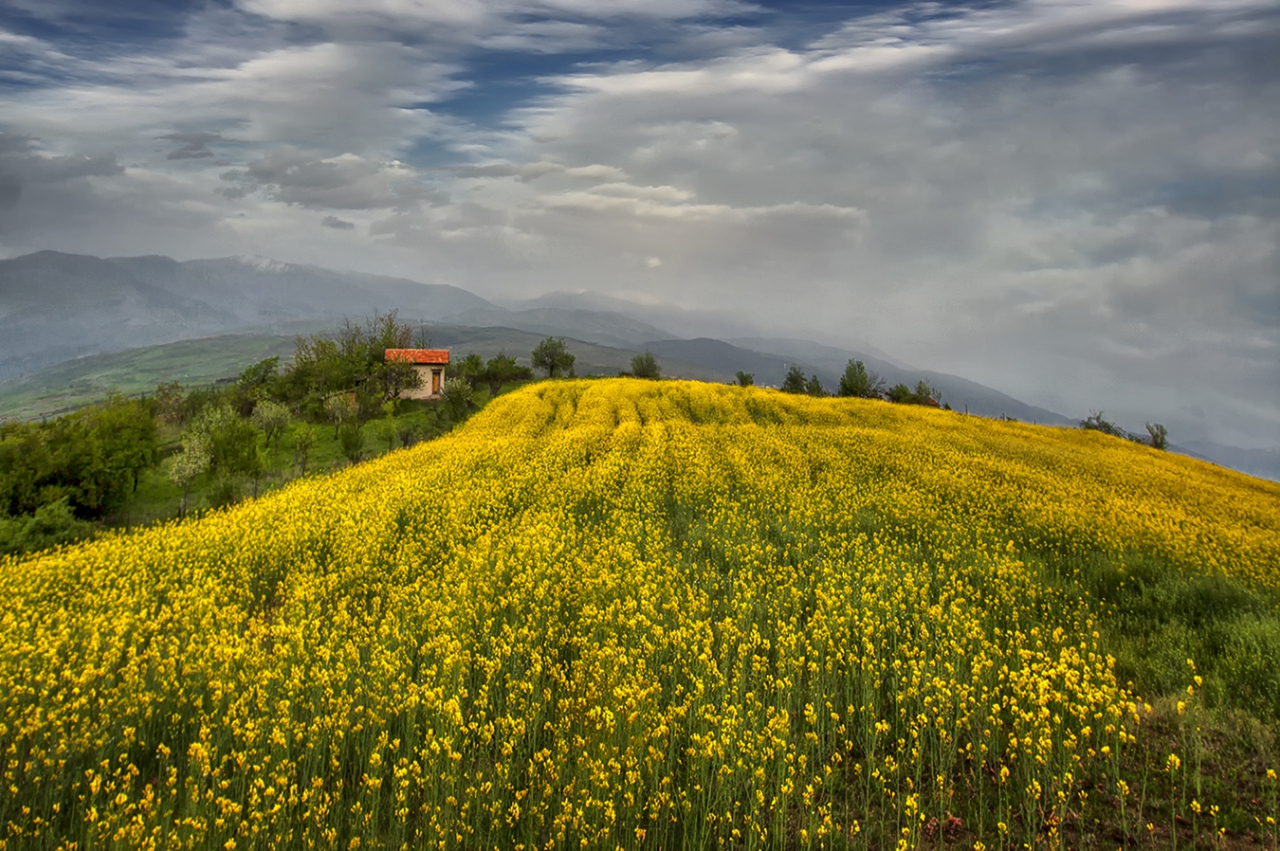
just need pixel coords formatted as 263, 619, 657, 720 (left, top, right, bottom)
0, 250, 494, 378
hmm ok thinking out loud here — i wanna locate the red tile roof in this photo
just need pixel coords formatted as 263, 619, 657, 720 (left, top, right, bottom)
385, 348, 450, 365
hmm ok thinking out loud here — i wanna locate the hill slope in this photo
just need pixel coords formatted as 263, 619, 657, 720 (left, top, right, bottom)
3, 380, 1278, 848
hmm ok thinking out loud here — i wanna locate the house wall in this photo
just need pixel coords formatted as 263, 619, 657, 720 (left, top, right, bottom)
402, 364, 444, 399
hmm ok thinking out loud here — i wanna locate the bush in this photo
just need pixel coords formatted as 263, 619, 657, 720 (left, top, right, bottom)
735, 371, 754, 387
0, 498, 95, 556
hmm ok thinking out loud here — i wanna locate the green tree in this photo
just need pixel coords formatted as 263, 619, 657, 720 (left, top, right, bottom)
781, 365, 807, 394
532, 337, 575, 379
251, 399, 291, 457
1146, 422, 1169, 450
1080, 411, 1125, 437
169, 430, 210, 518
325, 394, 356, 437
804, 375, 826, 397
482, 353, 533, 396
441, 377, 475, 422
630, 351, 661, 380
735, 371, 754, 387
154, 380, 186, 426
88, 396, 160, 495
456, 353, 485, 388
291, 423, 318, 475
838, 360, 884, 398
338, 422, 365, 465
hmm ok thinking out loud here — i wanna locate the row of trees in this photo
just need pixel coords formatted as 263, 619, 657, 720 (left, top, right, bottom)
741, 360, 945, 408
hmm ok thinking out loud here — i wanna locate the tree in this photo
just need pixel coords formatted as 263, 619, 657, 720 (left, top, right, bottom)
482, 353, 533, 396
441, 377, 475, 422
735, 371, 754, 387
1080, 411, 1125, 438
154, 380, 186, 426
338, 422, 365, 465
232, 356, 281, 416
781, 366, 807, 394
886, 381, 941, 407
169, 430, 210, 518
373, 417, 398, 452
89, 396, 160, 495
378, 358, 420, 414
291, 423, 318, 475
532, 337, 575, 379
456, 353, 485, 388
251, 400, 291, 457
838, 360, 885, 398
325, 394, 356, 437
1146, 422, 1168, 450
804, 374, 826, 397
630, 351, 661, 380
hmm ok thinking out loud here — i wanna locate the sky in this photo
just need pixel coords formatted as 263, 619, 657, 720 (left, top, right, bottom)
0, 0, 1277, 448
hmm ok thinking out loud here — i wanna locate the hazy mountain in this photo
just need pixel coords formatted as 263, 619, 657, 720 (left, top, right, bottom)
1178, 441, 1280, 483
0, 250, 495, 378
441, 306, 675, 349
509, 291, 767, 341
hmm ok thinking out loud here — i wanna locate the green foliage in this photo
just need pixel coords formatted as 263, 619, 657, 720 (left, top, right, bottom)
481, 353, 533, 396
531, 337, 575, 379
630, 351, 661, 380
1147, 422, 1169, 450
454, 353, 485, 387
291, 423, 318, 475
837, 359, 884, 398
250, 400, 291, 455
1081, 410, 1126, 437
803, 374, 826, 397
440, 377, 475, 422
886, 380, 941, 407
1081, 411, 1171, 449
0, 498, 96, 556
734, 371, 754, 387
781, 365, 807, 394
169, 429, 211, 517
337, 422, 365, 465
0, 395, 158, 519
283, 311, 415, 408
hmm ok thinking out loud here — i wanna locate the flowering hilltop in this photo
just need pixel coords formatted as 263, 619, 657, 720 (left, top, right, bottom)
1, 379, 1277, 849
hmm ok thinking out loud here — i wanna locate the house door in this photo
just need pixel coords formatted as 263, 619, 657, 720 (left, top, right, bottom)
432, 370, 442, 394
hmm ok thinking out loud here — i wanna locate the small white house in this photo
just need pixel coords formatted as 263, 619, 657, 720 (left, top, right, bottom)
385, 348, 450, 399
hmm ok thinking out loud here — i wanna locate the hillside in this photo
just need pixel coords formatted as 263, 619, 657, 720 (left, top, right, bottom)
3, 379, 1278, 849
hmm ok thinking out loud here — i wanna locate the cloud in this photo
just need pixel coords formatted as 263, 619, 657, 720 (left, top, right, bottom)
220, 149, 446, 210
0, 0, 1277, 446
160, 132, 224, 160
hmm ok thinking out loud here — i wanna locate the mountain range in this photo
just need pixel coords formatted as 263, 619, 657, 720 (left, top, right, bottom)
1, 249, 1275, 481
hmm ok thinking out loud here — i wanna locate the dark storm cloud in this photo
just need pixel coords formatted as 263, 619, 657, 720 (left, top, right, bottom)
321, 214, 355, 229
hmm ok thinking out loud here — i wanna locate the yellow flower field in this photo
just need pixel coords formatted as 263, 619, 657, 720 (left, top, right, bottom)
2, 379, 1277, 850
